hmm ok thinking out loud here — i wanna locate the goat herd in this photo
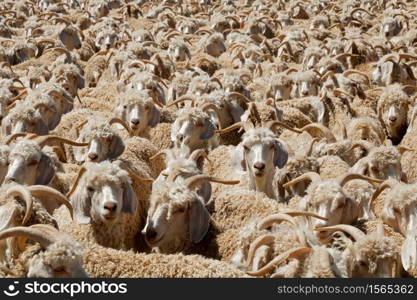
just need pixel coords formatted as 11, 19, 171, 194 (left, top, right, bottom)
0, 0, 417, 278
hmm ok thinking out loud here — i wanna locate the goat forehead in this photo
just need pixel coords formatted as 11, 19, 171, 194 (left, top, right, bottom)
11, 142, 41, 160
309, 182, 345, 204
355, 237, 398, 260
242, 129, 276, 145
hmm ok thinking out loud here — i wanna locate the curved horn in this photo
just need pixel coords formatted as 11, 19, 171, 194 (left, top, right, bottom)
299, 124, 336, 142
109, 118, 133, 136
6, 185, 33, 226
66, 167, 86, 198
184, 174, 239, 190
28, 186, 73, 220
189, 149, 210, 163
266, 121, 303, 134
315, 224, 365, 241
5, 133, 28, 145
282, 172, 321, 188
117, 161, 153, 183
246, 234, 275, 269
150, 149, 171, 161
215, 121, 254, 135
370, 180, 397, 207
0, 227, 55, 249
343, 70, 370, 85
34, 135, 89, 148
338, 173, 383, 187
247, 247, 313, 276
347, 140, 373, 153
167, 95, 196, 108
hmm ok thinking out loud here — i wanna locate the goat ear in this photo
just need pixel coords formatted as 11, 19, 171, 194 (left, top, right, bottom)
35, 119, 49, 135
273, 139, 288, 168
341, 198, 358, 224
401, 235, 417, 272
108, 136, 125, 160
1, 118, 11, 136
189, 199, 210, 243
155, 85, 166, 105
147, 105, 160, 128
312, 100, 325, 124
71, 183, 91, 225
122, 182, 138, 215
381, 202, 397, 230
231, 144, 246, 172
171, 121, 180, 142
199, 119, 216, 140
35, 153, 55, 185
197, 181, 212, 204
76, 74, 85, 89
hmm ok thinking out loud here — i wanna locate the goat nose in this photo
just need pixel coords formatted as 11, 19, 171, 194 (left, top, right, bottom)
253, 162, 265, 170
88, 152, 98, 161
301, 90, 308, 96
177, 134, 185, 142
131, 118, 140, 125
145, 228, 158, 242
104, 202, 117, 213
389, 116, 397, 122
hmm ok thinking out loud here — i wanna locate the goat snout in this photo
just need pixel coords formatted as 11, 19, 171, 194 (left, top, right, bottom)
389, 116, 397, 122
130, 118, 140, 127
103, 202, 117, 219
253, 162, 265, 176
145, 227, 158, 242
4, 176, 16, 183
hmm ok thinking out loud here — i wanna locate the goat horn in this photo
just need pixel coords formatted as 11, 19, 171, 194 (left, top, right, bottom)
28, 186, 73, 220
370, 180, 397, 207
228, 92, 251, 102
215, 121, 254, 134
34, 103, 56, 113
117, 161, 153, 183
343, 70, 370, 84
257, 213, 297, 230
320, 70, 336, 83
397, 145, 413, 154
184, 175, 239, 190
333, 89, 355, 99
246, 234, 275, 269
0, 226, 55, 249
399, 54, 417, 62
6, 185, 33, 226
285, 211, 328, 221
67, 167, 86, 198
167, 95, 196, 108
282, 172, 321, 188
315, 225, 365, 241
34, 135, 89, 148
247, 247, 313, 276
109, 118, 133, 136
189, 149, 210, 163
338, 173, 383, 187
347, 140, 373, 153
305, 137, 320, 157
266, 121, 303, 134
150, 149, 170, 161
5, 133, 28, 145
299, 124, 336, 142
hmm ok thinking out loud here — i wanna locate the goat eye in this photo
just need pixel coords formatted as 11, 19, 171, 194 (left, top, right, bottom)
393, 208, 401, 214
87, 186, 94, 192
359, 260, 367, 268
243, 145, 250, 151
28, 160, 38, 166
123, 105, 127, 109
145, 104, 150, 110
175, 206, 186, 213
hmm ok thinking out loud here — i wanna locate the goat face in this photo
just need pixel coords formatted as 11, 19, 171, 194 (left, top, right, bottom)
378, 101, 408, 143
59, 26, 82, 50
2, 107, 49, 136
168, 43, 190, 62
143, 185, 209, 253
232, 129, 288, 197
4, 141, 54, 185
115, 100, 160, 136
74, 126, 125, 163
381, 18, 401, 38
70, 162, 137, 225
306, 182, 357, 229
171, 109, 216, 151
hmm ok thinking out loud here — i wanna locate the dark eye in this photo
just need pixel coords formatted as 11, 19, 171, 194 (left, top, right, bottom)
28, 160, 38, 166
243, 145, 250, 151
144, 104, 150, 110
393, 208, 401, 214
175, 206, 186, 213
269, 144, 275, 150
123, 105, 127, 109
87, 186, 94, 192
359, 260, 367, 268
